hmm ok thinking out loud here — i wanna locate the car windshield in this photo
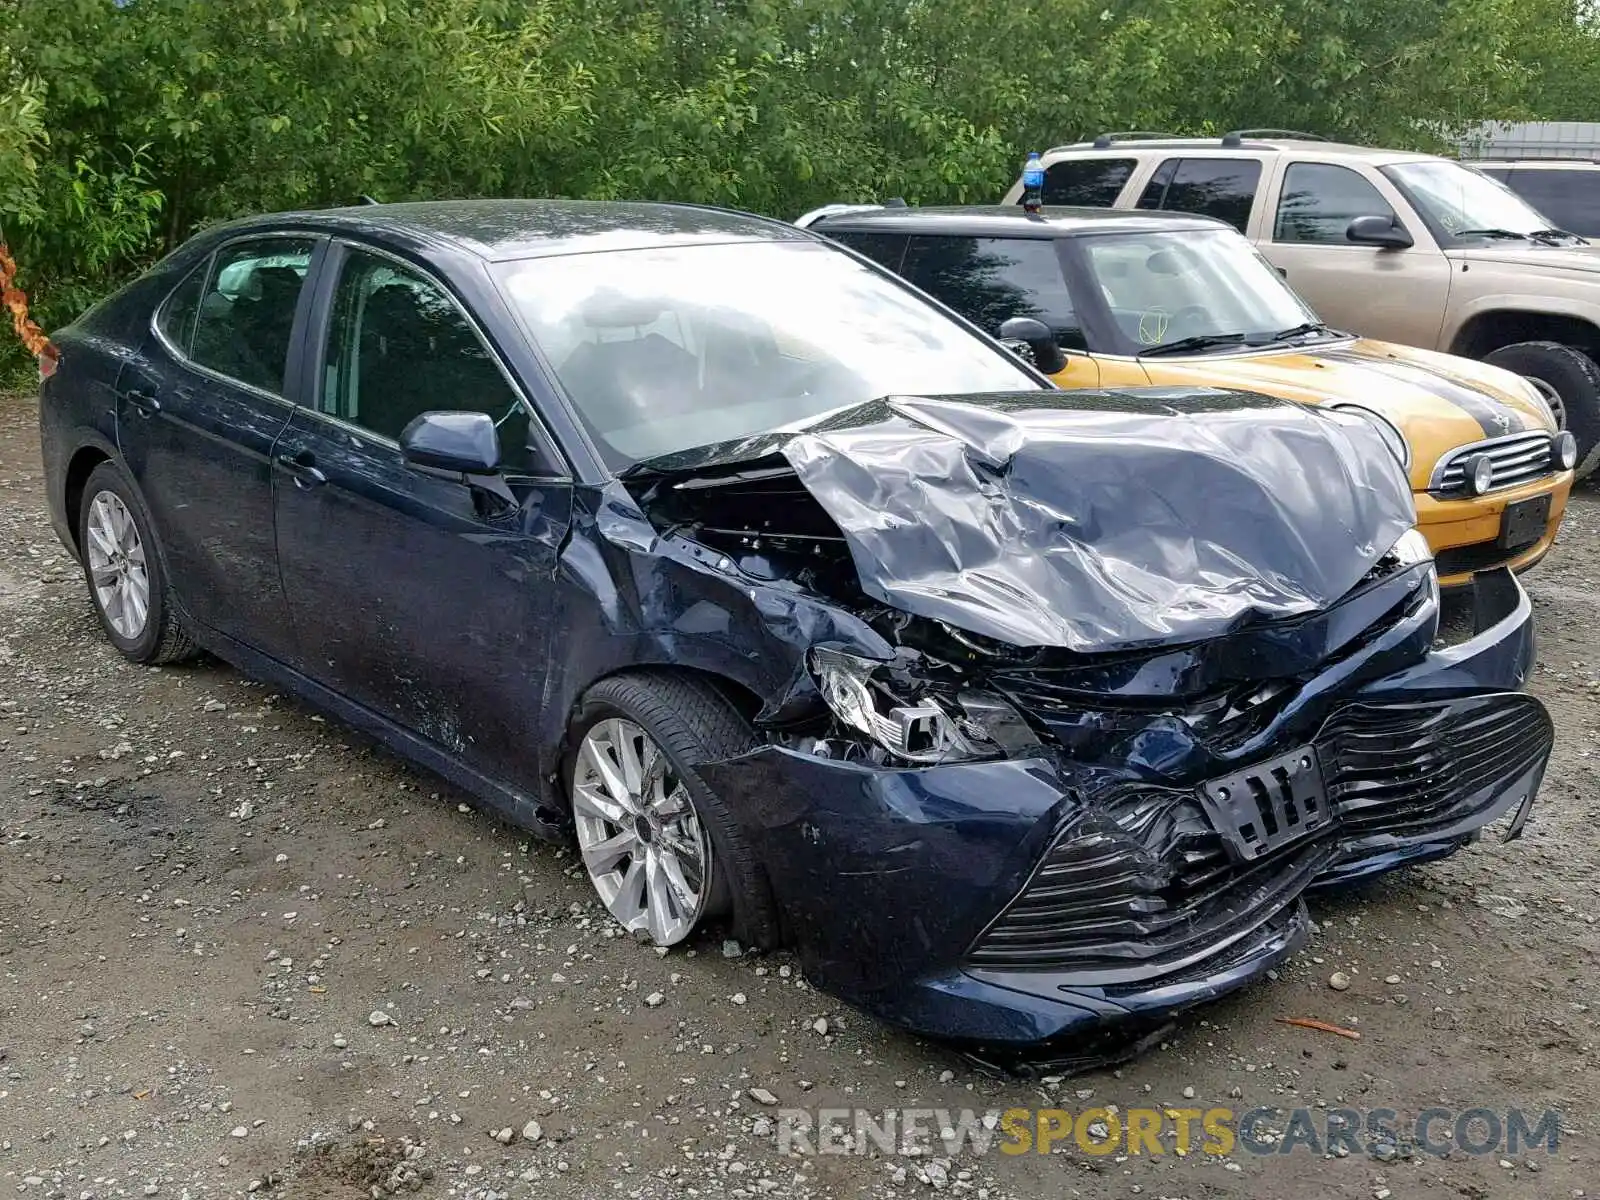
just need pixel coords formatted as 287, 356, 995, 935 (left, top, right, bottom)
1384, 160, 1571, 244
1077, 228, 1323, 356
492, 240, 1041, 467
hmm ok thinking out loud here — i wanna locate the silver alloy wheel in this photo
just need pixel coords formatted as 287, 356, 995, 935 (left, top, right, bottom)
85, 491, 151, 641
571, 717, 713, 945
1527, 375, 1567, 430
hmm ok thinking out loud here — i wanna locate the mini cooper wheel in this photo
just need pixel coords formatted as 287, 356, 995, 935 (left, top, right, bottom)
76, 461, 197, 664
567, 673, 779, 949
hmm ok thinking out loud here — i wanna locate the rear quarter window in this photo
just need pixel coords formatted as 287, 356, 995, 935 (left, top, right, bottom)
1041, 159, 1136, 207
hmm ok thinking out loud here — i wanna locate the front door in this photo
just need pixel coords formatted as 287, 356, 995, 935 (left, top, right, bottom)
272, 243, 571, 780
115, 236, 318, 658
1258, 161, 1452, 350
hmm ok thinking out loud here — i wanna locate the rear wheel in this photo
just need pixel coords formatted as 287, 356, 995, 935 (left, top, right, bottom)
566, 672, 779, 949
1483, 341, 1600, 476
76, 461, 197, 664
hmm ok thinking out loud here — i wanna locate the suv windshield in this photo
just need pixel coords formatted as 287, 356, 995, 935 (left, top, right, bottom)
1384, 160, 1574, 244
1077, 228, 1324, 356
494, 241, 1041, 467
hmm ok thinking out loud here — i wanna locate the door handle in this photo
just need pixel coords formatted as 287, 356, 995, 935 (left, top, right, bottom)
1276, 266, 1289, 278
124, 387, 161, 417
276, 453, 327, 489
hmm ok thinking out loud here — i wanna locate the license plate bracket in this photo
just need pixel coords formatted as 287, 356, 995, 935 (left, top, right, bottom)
1498, 493, 1552, 550
1199, 744, 1333, 863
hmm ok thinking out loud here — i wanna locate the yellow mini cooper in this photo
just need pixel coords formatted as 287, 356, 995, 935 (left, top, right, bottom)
798, 203, 1576, 587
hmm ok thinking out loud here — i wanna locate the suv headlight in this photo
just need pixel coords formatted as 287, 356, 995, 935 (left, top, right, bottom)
1328, 403, 1411, 469
808, 647, 1039, 764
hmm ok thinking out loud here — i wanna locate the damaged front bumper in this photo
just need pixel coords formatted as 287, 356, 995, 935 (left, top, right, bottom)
701, 568, 1550, 1068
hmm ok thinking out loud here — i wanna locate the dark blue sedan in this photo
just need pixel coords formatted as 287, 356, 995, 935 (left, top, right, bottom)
38, 200, 1552, 1070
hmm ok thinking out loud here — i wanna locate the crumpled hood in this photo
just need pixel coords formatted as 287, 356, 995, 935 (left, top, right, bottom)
776, 389, 1416, 652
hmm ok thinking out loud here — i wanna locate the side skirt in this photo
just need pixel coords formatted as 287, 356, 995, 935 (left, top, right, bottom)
182, 617, 569, 844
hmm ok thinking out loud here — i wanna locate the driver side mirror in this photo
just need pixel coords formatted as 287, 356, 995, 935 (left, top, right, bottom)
998, 316, 1068, 375
1346, 215, 1414, 250
400, 410, 502, 475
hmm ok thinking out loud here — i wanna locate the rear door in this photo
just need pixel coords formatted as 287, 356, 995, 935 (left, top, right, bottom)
272, 241, 572, 779
1259, 161, 1451, 346
896, 233, 1102, 387
1134, 156, 1265, 237
115, 235, 321, 659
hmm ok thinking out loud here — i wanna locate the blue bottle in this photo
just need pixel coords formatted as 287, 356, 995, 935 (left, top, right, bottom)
1021, 151, 1045, 212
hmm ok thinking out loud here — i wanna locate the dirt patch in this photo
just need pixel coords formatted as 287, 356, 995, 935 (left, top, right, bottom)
0, 389, 1596, 1199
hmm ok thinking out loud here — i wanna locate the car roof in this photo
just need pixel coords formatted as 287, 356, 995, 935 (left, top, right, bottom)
210, 198, 810, 262
806, 204, 1229, 238
1041, 136, 1435, 166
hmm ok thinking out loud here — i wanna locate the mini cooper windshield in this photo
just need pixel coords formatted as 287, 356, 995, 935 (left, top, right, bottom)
494, 240, 1042, 466
1077, 228, 1328, 356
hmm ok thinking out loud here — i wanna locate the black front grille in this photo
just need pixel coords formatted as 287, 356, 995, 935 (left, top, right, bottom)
1319, 694, 1551, 838
964, 789, 1329, 973
967, 693, 1551, 973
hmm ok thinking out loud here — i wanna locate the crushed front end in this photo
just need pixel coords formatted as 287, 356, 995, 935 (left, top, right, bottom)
632, 390, 1553, 1069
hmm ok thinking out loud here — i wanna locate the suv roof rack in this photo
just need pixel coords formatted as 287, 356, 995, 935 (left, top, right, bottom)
1090, 130, 1180, 149
1221, 128, 1328, 147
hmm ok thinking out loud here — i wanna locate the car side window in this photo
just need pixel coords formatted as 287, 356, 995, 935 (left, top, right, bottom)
1273, 163, 1397, 244
826, 231, 909, 271
1138, 158, 1262, 233
899, 235, 1087, 351
1041, 158, 1135, 207
1506, 169, 1600, 236
188, 239, 314, 394
320, 248, 535, 469
155, 260, 207, 354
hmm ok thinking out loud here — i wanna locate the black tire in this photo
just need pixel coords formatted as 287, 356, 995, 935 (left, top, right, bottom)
1483, 340, 1600, 477
76, 460, 199, 665
566, 672, 781, 950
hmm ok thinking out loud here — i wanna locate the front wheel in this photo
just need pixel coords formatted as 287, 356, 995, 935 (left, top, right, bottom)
565, 672, 779, 950
76, 460, 198, 664
1483, 341, 1600, 477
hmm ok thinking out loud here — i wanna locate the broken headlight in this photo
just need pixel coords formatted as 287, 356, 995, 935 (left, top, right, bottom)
807, 647, 1040, 764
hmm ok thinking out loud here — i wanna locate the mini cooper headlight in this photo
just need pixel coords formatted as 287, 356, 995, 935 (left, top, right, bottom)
1556, 429, 1579, 471
1329, 403, 1411, 469
807, 647, 1037, 764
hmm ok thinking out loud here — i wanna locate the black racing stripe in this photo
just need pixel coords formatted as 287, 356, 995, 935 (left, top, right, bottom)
1318, 348, 1531, 439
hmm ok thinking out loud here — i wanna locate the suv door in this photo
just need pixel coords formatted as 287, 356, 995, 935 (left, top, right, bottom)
116, 235, 320, 659
272, 241, 572, 781
1135, 157, 1265, 236
1260, 161, 1451, 347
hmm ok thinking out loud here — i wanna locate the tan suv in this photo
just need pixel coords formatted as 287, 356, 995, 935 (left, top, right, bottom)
1001, 131, 1600, 475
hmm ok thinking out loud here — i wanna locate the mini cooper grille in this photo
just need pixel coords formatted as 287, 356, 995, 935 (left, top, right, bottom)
1430, 431, 1555, 495
967, 693, 1551, 972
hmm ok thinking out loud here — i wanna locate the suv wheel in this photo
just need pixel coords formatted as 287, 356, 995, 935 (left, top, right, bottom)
1483, 341, 1600, 477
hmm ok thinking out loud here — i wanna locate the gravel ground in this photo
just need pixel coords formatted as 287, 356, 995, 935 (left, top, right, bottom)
1, 388, 1597, 1200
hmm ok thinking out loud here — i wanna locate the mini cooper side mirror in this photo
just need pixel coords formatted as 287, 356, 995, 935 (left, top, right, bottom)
998, 316, 1068, 375
400, 410, 503, 475
1346, 215, 1414, 250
